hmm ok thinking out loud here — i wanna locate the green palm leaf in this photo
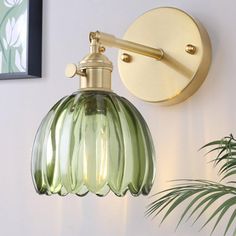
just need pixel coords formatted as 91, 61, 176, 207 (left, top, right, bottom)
202, 135, 236, 181
147, 180, 236, 235
148, 135, 236, 235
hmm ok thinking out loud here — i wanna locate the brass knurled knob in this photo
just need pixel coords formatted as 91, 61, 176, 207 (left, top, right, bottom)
65, 64, 86, 78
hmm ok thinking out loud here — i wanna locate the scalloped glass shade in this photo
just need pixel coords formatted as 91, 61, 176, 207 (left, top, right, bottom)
31, 91, 155, 197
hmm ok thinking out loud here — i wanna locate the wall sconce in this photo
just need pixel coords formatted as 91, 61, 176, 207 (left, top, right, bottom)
31, 7, 211, 197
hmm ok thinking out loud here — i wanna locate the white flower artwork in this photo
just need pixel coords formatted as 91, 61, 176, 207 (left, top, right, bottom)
0, 0, 41, 78
3, 17, 22, 48
0, 51, 2, 72
0, 0, 27, 73
4, 0, 23, 8
15, 47, 26, 71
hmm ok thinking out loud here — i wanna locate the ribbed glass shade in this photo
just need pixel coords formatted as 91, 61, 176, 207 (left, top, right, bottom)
31, 91, 155, 197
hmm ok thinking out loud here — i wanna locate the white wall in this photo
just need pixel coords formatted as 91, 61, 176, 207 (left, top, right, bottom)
0, 0, 236, 235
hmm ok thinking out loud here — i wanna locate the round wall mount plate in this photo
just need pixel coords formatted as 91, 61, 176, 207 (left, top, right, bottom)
118, 7, 211, 105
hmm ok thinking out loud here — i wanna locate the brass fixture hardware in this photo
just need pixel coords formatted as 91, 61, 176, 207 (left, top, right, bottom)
99, 46, 106, 53
66, 37, 112, 91
65, 63, 86, 78
185, 44, 197, 54
118, 7, 211, 104
66, 7, 211, 105
90, 31, 164, 60
121, 53, 132, 63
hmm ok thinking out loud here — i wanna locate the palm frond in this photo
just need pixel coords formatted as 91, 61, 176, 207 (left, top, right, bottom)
201, 134, 236, 181
147, 180, 236, 235
148, 135, 236, 235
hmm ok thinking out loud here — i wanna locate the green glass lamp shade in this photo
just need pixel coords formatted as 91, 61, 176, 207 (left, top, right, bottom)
31, 91, 155, 197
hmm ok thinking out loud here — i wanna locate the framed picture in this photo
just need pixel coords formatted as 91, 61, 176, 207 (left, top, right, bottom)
0, 0, 42, 79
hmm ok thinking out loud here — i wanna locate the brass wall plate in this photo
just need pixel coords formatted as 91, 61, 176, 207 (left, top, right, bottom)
118, 7, 212, 105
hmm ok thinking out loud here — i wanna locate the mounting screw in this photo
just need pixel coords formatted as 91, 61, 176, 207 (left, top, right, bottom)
185, 44, 196, 55
99, 46, 106, 53
121, 53, 132, 63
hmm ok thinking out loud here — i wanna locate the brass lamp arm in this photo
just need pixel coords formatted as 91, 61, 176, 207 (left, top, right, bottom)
66, 8, 211, 104
89, 31, 164, 60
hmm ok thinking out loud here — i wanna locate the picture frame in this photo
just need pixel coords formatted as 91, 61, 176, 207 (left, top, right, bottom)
0, 0, 42, 80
